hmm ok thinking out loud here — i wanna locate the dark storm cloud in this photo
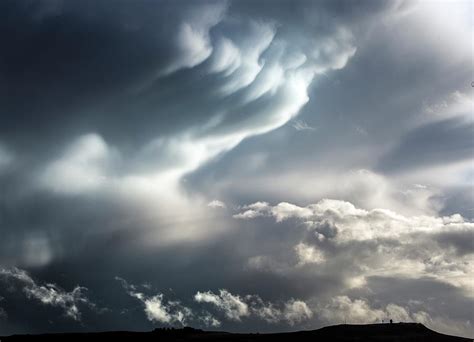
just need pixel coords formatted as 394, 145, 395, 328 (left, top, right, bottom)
377, 117, 474, 173
0, 0, 224, 149
434, 230, 474, 256
0, 0, 472, 338
0, 0, 361, 152
0, 0, 370, 267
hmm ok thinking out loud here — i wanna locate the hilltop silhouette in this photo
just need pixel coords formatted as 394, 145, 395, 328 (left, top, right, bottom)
1, 323, 471, 341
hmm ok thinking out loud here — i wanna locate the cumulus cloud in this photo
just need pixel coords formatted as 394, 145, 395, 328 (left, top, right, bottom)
195, 289, 312, 325
281, 300, 313, 325
235, 199, 474, 295
116, 277, 193, 325
318, 296, 419, 324
194, 290, 249, 321
314, 295, 472, 337
207, 200, 227, 209
234, 198, 472, 243
294, 243, 325, 266
0, 267, 94, 321
0, 0, 472, 337
117, 280, 313, 327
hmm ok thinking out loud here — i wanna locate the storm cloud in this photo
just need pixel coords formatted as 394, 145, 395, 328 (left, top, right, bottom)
0, 0, 472, 338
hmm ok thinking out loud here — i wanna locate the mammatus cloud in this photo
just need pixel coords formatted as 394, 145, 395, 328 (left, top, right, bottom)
25, 1, 358, 249
0, 0, 471, 337
0, 268, 95, 321
31, 4, 357, 241
235, 199, 474, 295
162, 2, 228, 75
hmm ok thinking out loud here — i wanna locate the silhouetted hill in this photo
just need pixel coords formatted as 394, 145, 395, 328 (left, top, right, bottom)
1, 323, 471, 341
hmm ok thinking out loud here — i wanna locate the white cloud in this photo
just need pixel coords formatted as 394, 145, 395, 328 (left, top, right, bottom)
294, 243, 325, 265
234, 198, 472, 243
39, 133, 111, 195
34, 4, 361, 250
199, 312, 221, 327
318, 296, 405, 324
282, 299, 313, 325
222, 169, 442, 218
309, 27, 356, 73
117, 277, 193, 325
207, 200, 227, 209
233, 201, 271, 219
421, 91, 474, 124
194, 289, 312, 325
163, 2, 227, 75
0, 267, 94, 321
292, 119, 315, 131
194, 289, 249, 321
316, 295, 472, 337
235, 199, 474, 295
142, 295, 192, 325
250, 299, 312, 325
208, 37, 241, 74
217, 21, 276, 96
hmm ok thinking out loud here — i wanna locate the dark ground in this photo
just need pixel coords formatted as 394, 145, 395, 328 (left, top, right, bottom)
1, 323, 472, 341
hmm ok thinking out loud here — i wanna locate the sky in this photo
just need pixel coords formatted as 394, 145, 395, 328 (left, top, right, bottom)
0, 0, 473, 338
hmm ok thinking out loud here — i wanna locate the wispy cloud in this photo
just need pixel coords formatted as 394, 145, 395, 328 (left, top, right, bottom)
0, 267, 96, 321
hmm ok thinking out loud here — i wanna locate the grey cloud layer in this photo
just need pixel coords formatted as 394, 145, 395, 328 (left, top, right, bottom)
0, 0, 472, 338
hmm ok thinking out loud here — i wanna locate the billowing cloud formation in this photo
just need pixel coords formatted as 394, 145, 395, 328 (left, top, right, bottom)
117, 277, 193, 325
208, 200, 227, 209
118, 279, 313, 327
0, 0, 472, 338
0, 268, 94, 321
0, 0, 364, 252
235, 199, 474, 295
195, 290, 249, 321
315, 295, 471, 338
194, 289, 313, 326
195, 290, 313, 325
318, 296, 410, 323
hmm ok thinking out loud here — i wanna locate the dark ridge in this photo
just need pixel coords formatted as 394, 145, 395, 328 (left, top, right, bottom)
1, 323, 471, 341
